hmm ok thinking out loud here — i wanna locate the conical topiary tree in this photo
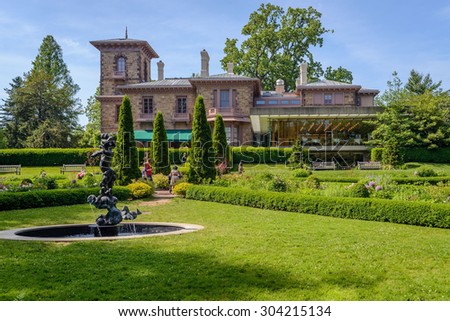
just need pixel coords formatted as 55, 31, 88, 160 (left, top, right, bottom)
188, 96, 216, 183
212, 114, 230, 166
112, 95, 141, 185
152, 111, 170, 175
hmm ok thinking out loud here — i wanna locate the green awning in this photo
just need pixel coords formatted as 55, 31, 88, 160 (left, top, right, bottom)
134, 130, 192, 142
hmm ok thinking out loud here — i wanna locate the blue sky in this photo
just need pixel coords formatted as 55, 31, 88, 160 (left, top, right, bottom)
1, 0, 450, 125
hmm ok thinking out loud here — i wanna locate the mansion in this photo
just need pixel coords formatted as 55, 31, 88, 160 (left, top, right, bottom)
91, 36, 381, 163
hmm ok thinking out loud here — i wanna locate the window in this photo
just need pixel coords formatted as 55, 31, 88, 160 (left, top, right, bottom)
225, 126, 231, 144
324, 94, 333, 105
281, 100, 290, 105
177, 97, 187, 113
291, 99, 301, 105
255, 100, 265, 105
220, 90, 230, 108
117, 57, 126, 74
313, 93, 322, 105
268, 100, 278, 105
142, 97, 153, 114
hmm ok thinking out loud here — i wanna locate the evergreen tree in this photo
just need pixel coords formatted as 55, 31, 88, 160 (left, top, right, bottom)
1, 35, 81, 148
287, 138, 303, 168
188, 96, 216, 183
212, 114, 230, 165
405, 69, 443, 95
0, 76, 27, 148
112, 96, 141, 185
152, 111, 170, 175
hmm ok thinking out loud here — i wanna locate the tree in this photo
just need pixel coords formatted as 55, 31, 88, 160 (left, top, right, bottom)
79, 87, 101, 148
0, 76, 27, 148
112, 96, 141, 185
1, 35, 81, 148
324, 66, 353, 84
221, 3, 331, 91
371, 71, 450, 149
212, 114, 230, 166
152, 111, 170, 175
188, 96, 216, 183
405, 69, 443, 95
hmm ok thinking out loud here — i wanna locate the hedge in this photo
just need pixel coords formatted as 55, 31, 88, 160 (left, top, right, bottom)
186, 185, 450, 229
0, 187, 130, 211
2, 146, 450, 166
312, 176, 450, 185
371, 147, 450, 163
0, 148, 93, 166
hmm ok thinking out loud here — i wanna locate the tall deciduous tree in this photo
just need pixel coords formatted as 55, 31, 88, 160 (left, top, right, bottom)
112, 96, 141, 185
0, 35, 81, 148
221, 3, 331, 91
212, 114, 230, 166
79, 87, 101, 147
152, 111, 170, 175
188, 96, 216, 183
324, 66, 353, 84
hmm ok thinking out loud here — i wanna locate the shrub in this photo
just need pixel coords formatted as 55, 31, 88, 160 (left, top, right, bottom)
348, 182, 370, 198
403, 162, 422, 169
172, 182, 193, 197
83, 173, 99, 188
371, 148, 383, 162
0, 187, 130, 211
292, 168, 310, 178
127, 181, 154, 199
186, 186, 450, 228
34, 176, 58, 190
304, 175, 320, 189
267, 176, 287, 192
415, 166, 438, 177
153, 173, 169, 190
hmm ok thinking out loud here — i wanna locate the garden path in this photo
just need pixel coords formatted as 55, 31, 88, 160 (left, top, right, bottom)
139, 189, 175, 207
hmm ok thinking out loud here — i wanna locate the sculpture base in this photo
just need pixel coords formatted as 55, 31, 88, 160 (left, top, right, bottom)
89, 224, 121, 237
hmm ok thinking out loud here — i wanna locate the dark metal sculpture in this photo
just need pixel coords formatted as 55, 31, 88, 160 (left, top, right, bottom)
87, 133, 140, 226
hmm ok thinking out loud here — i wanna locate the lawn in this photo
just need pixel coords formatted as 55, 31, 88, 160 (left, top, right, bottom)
0, 197, 448, 301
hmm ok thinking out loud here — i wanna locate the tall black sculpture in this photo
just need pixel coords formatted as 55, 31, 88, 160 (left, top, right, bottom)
87, 133, 123, 225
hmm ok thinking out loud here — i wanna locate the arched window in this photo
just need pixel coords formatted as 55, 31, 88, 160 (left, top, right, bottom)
117, 57, 126, 74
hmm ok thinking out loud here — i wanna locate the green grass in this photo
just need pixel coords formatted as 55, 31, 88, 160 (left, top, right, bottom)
0, 198, 449, 301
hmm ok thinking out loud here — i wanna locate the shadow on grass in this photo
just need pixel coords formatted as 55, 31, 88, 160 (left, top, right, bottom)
0, 241, 313, 301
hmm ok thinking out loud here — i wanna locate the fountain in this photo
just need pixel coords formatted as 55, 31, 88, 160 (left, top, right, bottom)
0, 133, 203, 242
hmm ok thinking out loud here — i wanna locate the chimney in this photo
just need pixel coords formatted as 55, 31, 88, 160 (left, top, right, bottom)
157, 60, 164, 81
200, 49, 210, 77
300, 63, 308, 85
275, 79, 285, 94
227, 62, 234, 74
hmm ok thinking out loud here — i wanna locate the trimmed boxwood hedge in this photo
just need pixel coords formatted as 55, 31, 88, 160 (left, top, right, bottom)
0, 187, 130, 211
186, 185, 450, 229
0, 148, 93, 166
371, 147, 450, 163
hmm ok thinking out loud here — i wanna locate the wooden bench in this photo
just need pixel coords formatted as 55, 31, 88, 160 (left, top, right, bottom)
357, 161, 382, 170
60, 164, 86, 174
312, 161, 336, 170
0, 165, 21, 175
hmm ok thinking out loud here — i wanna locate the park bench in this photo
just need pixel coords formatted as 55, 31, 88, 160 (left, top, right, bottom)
312, 161, 336, 170
60, 164, 86, 174
357, 161, 382, 170
0, 165, 21, 175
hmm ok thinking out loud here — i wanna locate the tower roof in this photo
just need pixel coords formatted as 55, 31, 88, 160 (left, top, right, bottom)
90, 38, 159, 59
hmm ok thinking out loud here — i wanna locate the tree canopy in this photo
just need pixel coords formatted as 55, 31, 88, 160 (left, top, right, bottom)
371, 71, 450, 149
221, 3, 332, 91
0, 35, 81, 148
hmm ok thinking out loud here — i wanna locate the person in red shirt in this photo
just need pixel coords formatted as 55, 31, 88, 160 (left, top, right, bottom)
144, 160, 153, 181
